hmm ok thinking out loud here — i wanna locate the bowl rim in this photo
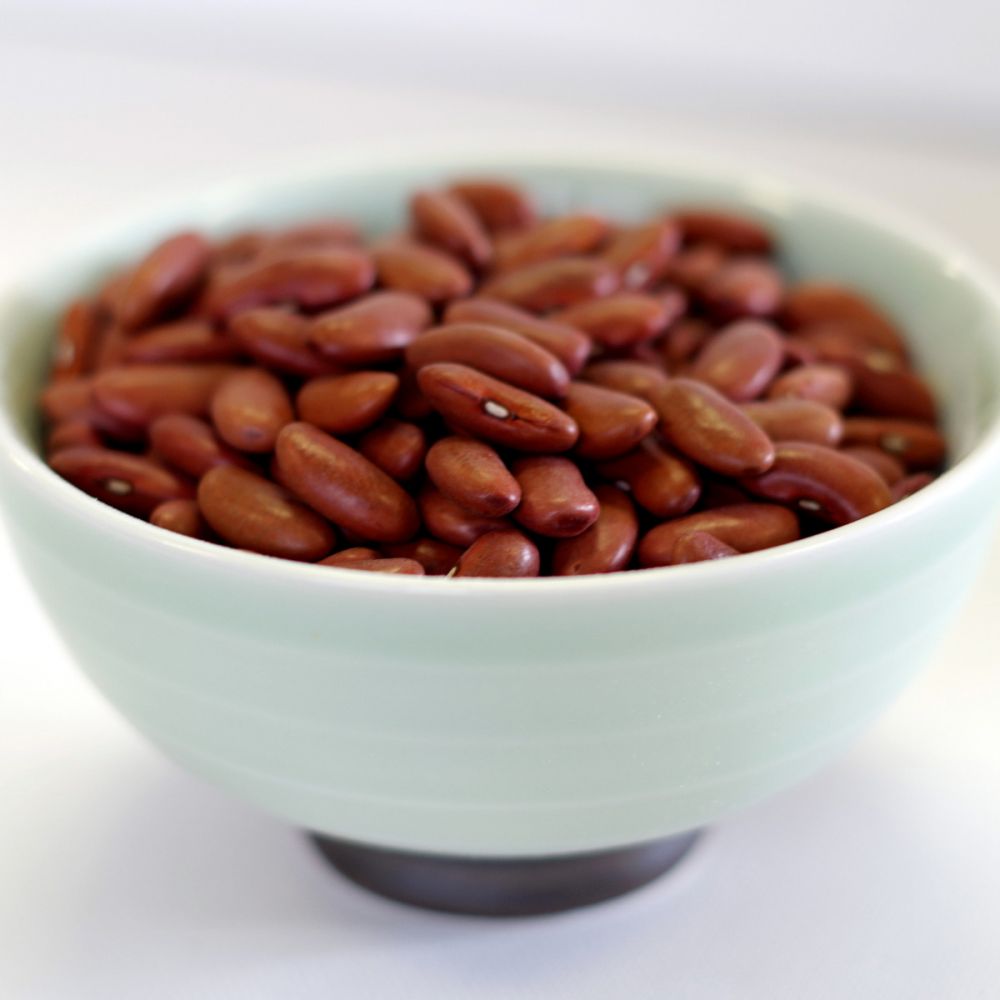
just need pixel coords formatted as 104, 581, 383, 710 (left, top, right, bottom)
3, 144, 1000, 597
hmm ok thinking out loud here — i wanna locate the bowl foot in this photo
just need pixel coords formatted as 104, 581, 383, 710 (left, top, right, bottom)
308, 829, 702, 916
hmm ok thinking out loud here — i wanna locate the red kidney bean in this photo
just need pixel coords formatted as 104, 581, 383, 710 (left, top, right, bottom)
117, 232, 211, 330
689, 320, 785, 401
373, 241, 472, 302
40, 376, 95, 423
741, 399, 844, 446
494, 214, 609, 272
602, 221, 680, 290
150, 498, 206, 538
840, 445, 906, 486
481, 256, 619, 312
417, 363, 579, 452
319, 546, 378, 563
671, 531, 739, 564
266, 220, 361, 252
553, 293, 674, 349
49, 446, 193, 517
564, 382, 657, 460
656, 378, 775, 476
411, 190, 493, 269
149, 413, 254, 477
447, 179, 537, 233
444, 298, 592, 375
581, 359, 669, 402
794, 323, 903, 373
701, 258, 784, 320
123, 318, 240, 365
425, 437, 521, 517
741, 441, 892, 524
665, 242, 728, 295
357, 419, 426, 480
323, 555, 425, 574
418, 484, 508, 546
51, 299, 102, 380
660, 318, 713, 371
767, 363, 853, 409
46, 417, 103, 454
454, 528, 540, 578
309, 291, 432, 365
407, 323, 569, 398
210, 368, 294, 453
673, 210, 773, 254
275, 422, 419, 542
597, 437, 700, 517
198, 464, 335, 560
93, 364, 236, 428
841, 418, 946, 470
382, 537, 463, 575
550, 485, 638, 575
639, 504, 799, 567
512, 456, 599, 538
91, 324, 130, 372
229, 307, 342, 377
205, 248, 375, 320
849, 366, 937, 422
783, 283, 907, 357
891, 472, 934, 502
296, 371, 399, 435
781, 339, 820, 368
394, 368, 434, 421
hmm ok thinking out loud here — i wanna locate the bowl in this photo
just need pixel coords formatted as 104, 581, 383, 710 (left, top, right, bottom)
3, 151, 1000, 915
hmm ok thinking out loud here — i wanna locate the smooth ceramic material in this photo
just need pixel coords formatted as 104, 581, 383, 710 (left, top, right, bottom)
2, 152, 1000, 858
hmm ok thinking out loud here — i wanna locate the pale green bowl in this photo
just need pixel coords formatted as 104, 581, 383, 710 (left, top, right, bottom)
3, 152, 1000, 861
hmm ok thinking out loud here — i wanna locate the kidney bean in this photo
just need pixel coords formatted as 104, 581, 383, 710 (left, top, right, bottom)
596, 437, 700, 517
411, 190, 493, 269
447, 179, 537, 233
382, 537, 463, 575
117, 232, 211, 330
267, 219, 361, 252
49, 446, 193, 517
40, 376, 95, 423
671, 531, 739, 564
511, 456, 599, 538
741, 441, 892, 524
564, 382, 657, 460
93, 364, 236, 428
123, 318, 240, 365
394, 368, 434, 421
697, 475, 754, 509
198, 464, 335, 560
550, 485, 638, 575
229, 307, 341, 377
495, 214, 609, 272
373, 241, 472, 302
689, 320, 785, 401
425, 437, 521, 517
849, 366, 937, 422
639, 504, 799, 567
407, 323, 569, 398
841, 418, 946, 470
51, 300, 102, 380
656, 378, 775, 476
602, 221, 680, 290
741, 399, 844, 447
210, 368, 294, 453
417, 363, 579, 452
665, 243, 728, 295
309, 291, 431, 365
444, 298, 592, 375
150, 498, 206, 538
481, 256, 619, 312
46, 417, 103, 454
297, 371, 399, 435
891, 472, 934, 502
781, 339, 820, 368
357, 419, 426, 480
320, 553, 424, 574
553, 293, 674, 349
767, 363, 853, 409
794, 324, 902, 373
205, 248, 375, 320
275, 422, 418, 542
319, 546, 379, 563
840, 445, 906, 486
672, 210, 773, 254
454, 529, 540, 578
149, 413, 253, 477
581, 359, 669, 402
92, 324, 130, 372
418, 484, 508, 546
660, 318, 713, 371
783, 283, 907, 356
701, 258, 784, 320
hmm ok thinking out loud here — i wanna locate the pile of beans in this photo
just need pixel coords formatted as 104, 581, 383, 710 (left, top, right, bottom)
39, 178, 945, 577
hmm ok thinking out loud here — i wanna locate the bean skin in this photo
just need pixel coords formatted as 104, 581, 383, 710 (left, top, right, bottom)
840, 445, 906, 486
582, 360, 670, 402
512, 456, 600, 538
117, 232, 211, 330
149, 413, 254, 478
373, 241, 473, 302
671, 531, 739, 563
553, 294, 675, 349
639, 504, 799, 567
210, 368, 294, 453
417, 363, 579, 453
849, 366, 937, 423
418, 485, 508, 546
767, 363, 853, 409
318, 547, 378, 564
689, 320, 785, 401
655, 378, 775, 476
358, 419, 427, 480
51, 299, 102, 379
296, 371, 399, 435
672, 210, 773, 254
597, 437, 700, 517
447, 180, 537, 233
323, 556, 425, 575
564, 382, 657, 460
149, 498, 206, 538
740, 441, 892, 525
794, 324, 903, 373
741, 399, 844, 447
382, 538, 463, 575
494, 214, 609, 271
275, 422, 419, 542
481, 256, 620, 312
309, 291, 432, 365
198, 464, 335, 560
425, 437, 521, 517
602, 220, 680, 290
551, 485, 639, 575
701, 258, 784, 320
410, 190, 493, 269
229, 307, 343, 377
123, 318, 240, 365
454, 529, 541, 578
841, 418, 946, 471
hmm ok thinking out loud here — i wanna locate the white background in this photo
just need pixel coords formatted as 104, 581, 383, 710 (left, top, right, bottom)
2, 6, 1000, 998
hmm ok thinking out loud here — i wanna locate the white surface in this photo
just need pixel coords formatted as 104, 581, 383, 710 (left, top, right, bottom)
2, 33, 1000, 1000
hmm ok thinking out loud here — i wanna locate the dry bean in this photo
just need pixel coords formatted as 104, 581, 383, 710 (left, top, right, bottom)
602, 221, 680, 290
211, 368, 294, 452
373, 241, 472, 302
229, 307, 342, 377
701, 258, 784, 320
322, 555, 425, 574
783, 283, 907, 357
849, 366, 937, 423
418, 485, 508, 546
481, 256, 619, 312
358, 419, 427, 480
46, 417, 103, 454
767, 363, 853, 409
93, 364, 236, 428
150, 498, 206, 538
553, 293, 674, 349
671, 531, 739, 564
411, 190, 493, 269
841, 418, 946, 470
794, 324, 902, 372
564, 382, 657, 460
52, 299, 102, 379
581, 359, 669, 402
689, 319, 785, 401
665, 243, 728, 294
123, 318, 240, 365
840, 445, 906, 486
297, 371, 399, 434
550, 485, 638, 575
118, 232, 211, 330
512, 456, 599, 538
597, 437, 700, 517
660, 318, 712, 371
425, 437, 521, 517
382, 538, 463, 575
454, 529, 540, 578
309, 291, 432, 365
318, 546, 379, 564
741, 398, 844, 446
149, 413, 254, 477
494, 214, 609, 271
447, 180, 537, 233
891, 472, 934, 502
672, 210, 773, 254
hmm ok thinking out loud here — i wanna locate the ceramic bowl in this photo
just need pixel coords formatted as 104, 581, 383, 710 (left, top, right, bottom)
3, 152, 1000, 908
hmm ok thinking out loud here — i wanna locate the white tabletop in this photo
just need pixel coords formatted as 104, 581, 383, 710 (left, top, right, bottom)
2, 36, 1000, 1000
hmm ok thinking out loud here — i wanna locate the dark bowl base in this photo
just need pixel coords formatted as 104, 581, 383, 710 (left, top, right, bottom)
309, 829, 702, 917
